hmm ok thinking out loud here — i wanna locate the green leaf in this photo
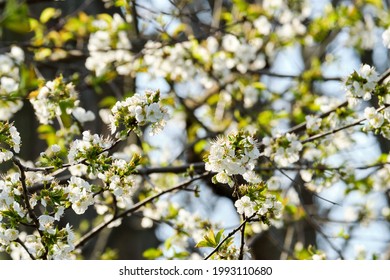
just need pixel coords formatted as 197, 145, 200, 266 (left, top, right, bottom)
2, 0, 31, 33
40, 7, 61, 24
257, 110, 274, 127
195, 229, 224, 248
19, 65, 39, 92
203, 229, 216, 246
194, 139, 207, 154
252, 82, 266, 90
143, 248, 163, 260
206, 93, 220, 106
232, 0, 249, 12
215, 229, 224, 244
37, 124, 55, 135
172, 251, 189, 259
37, 124, 57, 146
365, 0, 382, 8
100, 248, 119, 260
195, 240, 210, 248
97, 13, 112, 24
99, 96, 117, 108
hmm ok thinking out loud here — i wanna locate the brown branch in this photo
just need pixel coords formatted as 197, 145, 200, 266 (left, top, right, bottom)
204, 212, 257, 260
15, 133, 124, 174
286, 67, 390, 136
247, 69, 343, 82
302, 103, 389, 145
137, 162, 206, 175
130, 0, 140, 37
0, 0, 62, 9
15, 238, 36, 260
270, 159, 345, 259
13, 158, 40, 228
238, 214, 246, 260
74, 172, 210, 249
13, 157, 48, 259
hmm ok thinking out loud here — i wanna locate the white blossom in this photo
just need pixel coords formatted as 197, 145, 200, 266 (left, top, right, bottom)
265, 133, 302, 167
30, 78, 79, 124
267, 176, 281, 190
382, 28, 390, 48
72, 107, 95, 123
205, 132, 260, 186
68, 131, 112, 164
65, 176, 94, 215
345, 64, 379, 106
50, 144, 61, 153
306, 115, 322, 132
0, 228, 19, 247
24, 234, 45, 258
38, 215, 56, 235
235, 196, 256, 217
254, 16, 272, 36
364, 107, 384, 129
110, 89, 168, 136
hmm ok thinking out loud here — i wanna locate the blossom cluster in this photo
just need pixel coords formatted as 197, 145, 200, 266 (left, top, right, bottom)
65, 176, 94, 215
343, 64, 390, 138
97, 156, 140, 209
0, 46, 24, 121
1, 172, 80, 259
204, 131, 261, 187
235, 194, 282, 219
29, 76, 94, 125
372, 165, 390, 192
0, 173, 28, 227
68, 130, 112, 172
347, 15, 376, 50
269, 3, 308, 43
361, 105, 390, 141
0, 122, 21, 163
364, 107, 384, 130
86, 13, 133, 76
141, 199, 222, 259
11, 223, 76, 260
143, 40, 201, 82
0, 227, 18, 251
233, 180, 283, 224
263, 133, 303, 167
0, 81, 171, 259
305, 115, 322, 134
344, 64, 380, 107
110, 89, 168, 137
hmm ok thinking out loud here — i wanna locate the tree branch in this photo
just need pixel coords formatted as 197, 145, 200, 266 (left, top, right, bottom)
74, 172, 210, 249
238, 214, 246, 260
204, 212, 257, 260
286, 67, 390, 136
302, 103, 389, 145
13, 157, 48, 259
16, 238, 36, 260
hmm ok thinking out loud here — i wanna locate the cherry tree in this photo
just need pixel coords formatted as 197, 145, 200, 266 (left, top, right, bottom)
0, 0, 390, 260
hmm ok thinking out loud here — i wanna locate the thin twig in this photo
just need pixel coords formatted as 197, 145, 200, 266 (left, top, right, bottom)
13, 158, 41, 228
285, 67, 390, 136
238, 214, 246, 260
13, 157, 48, 259
302, 103, 389, 144
248, 69, 343, 81
266, 157, 340, 206
74, 172, 210, 249
16, 238, 36, 260
304, 216, 345, 259
204, 212, 257, 260
15, 134, 124, 173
